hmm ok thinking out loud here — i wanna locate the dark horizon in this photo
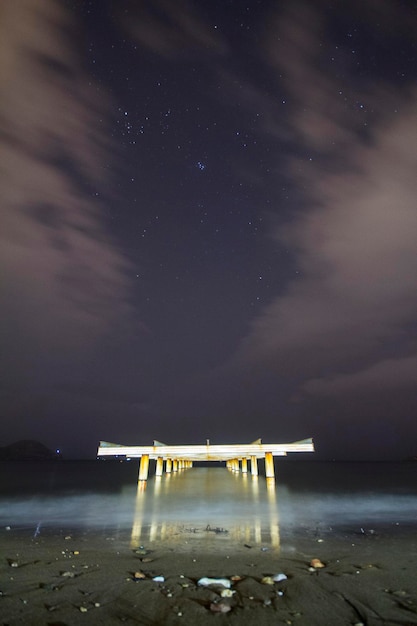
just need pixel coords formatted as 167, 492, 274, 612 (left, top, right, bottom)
1, 438, 416, 463
1, 1, 417, 461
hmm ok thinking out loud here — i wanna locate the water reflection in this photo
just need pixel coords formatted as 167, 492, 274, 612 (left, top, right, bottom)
130, 468, 280, 549
1, 463, 417, 546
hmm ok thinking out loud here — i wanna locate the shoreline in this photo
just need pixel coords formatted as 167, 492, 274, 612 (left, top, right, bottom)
2, 525, 417, 625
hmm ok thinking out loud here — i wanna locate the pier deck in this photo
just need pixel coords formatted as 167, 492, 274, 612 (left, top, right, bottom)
97, 438, 314, 481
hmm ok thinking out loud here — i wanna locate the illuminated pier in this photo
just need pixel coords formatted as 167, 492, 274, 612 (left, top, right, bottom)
97, 437, 314, 482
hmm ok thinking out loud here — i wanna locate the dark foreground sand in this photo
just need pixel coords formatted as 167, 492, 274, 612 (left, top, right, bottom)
1, 527, 417, 626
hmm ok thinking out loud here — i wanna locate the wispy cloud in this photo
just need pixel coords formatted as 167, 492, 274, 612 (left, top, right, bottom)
228, 2, 417, 403
118, 0, 227, 59
303, 355, 417, 397
0, 0, 132, 356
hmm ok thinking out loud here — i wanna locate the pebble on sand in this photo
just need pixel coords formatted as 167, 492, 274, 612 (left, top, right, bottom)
198, 577, 231, 589
309, 558, 326, 569
210, 602, 232, 613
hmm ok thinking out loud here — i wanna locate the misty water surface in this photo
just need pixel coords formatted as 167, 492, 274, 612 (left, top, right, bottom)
1, 462, 416, 548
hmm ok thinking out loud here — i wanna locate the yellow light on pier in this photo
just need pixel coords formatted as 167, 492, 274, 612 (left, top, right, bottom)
138, 454, 149, 481
97, 438, 314, 483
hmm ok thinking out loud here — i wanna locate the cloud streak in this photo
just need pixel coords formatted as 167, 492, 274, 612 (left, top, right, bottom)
304, 355, 417, 397
228, 3, 417, 409
118, 0, 227, 59
0, 0, 132, 358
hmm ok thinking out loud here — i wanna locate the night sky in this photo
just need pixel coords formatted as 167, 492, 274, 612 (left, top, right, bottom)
1, 0, 417, 459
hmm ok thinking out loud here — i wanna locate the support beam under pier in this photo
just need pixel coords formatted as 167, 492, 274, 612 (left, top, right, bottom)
265, 451, 275, 479
138, 454, 150, 481
155, 456, 163, 477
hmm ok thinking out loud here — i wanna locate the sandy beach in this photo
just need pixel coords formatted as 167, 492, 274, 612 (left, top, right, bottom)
2, 525, 417, 626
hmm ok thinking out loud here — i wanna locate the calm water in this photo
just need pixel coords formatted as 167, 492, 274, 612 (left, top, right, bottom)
0, 461, 416, 548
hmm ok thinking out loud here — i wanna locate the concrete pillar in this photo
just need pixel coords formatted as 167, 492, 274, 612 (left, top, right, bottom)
173, 459, 178, 472
241, 458, 248, 473
251, 455, 258, 476
138, 454, 150, 481
155, 456, 163, 477
265, 452, 275, 479
234, 459, 239, 472
166, 458, 172, 473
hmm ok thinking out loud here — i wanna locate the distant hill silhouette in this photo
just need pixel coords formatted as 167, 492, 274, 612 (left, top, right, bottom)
0, 440, 58, 461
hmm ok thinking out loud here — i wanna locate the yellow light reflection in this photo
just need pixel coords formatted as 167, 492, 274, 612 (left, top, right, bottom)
130, 468, 281, 551
130, 482, 147, 546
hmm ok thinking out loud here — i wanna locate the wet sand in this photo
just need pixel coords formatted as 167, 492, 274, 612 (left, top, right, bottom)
2, 526, 417, 625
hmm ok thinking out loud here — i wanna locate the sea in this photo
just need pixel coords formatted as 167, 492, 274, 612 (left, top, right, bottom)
1, 460, 417, 550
